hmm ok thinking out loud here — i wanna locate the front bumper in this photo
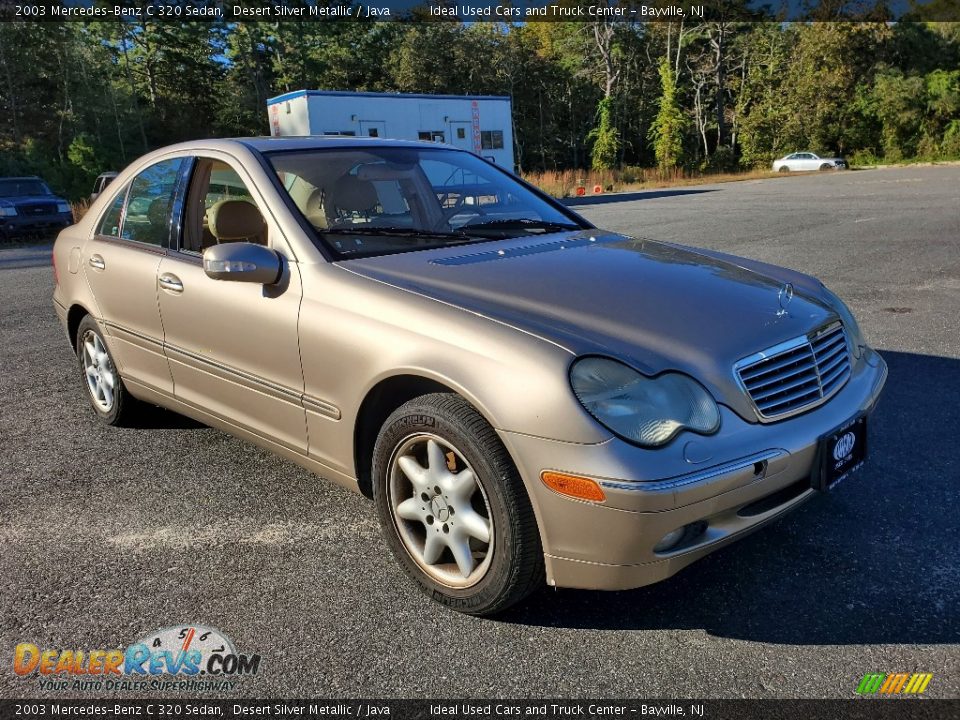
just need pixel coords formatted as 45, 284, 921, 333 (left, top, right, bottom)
1, 213, 72, 239
499, 347, 888, 590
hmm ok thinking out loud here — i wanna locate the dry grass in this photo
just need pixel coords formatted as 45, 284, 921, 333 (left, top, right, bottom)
71, 199, 90, 223
522, 166, 782, 198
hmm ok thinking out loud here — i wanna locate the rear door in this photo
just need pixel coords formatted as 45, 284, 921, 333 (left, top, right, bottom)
156, 154, 307, 452
82, 157, 183, 395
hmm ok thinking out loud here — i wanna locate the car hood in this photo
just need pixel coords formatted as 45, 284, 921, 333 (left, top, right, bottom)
344, 231, 839, 419
3, 195, 62, 206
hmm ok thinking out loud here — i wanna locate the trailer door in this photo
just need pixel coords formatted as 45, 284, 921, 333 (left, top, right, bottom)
359, 120, 386, 138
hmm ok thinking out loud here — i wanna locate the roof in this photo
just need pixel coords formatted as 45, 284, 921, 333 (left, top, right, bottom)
236, 136, 460, 153
267, 89, 511, 106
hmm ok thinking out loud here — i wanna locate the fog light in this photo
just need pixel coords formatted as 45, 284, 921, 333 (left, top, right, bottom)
654, 521, 708, 553
653, 527, 685, 553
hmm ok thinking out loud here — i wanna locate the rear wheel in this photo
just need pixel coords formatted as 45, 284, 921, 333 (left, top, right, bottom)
778, 165, 791, 173
76, 315, 139, 426
372, 393, 543, 615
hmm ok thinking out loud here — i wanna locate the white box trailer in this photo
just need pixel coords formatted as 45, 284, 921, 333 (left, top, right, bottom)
267, 90, 515, 170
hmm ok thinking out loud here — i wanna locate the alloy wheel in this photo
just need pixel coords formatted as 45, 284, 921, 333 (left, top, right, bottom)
387, 433, 494, 588
81, 330, 117, 412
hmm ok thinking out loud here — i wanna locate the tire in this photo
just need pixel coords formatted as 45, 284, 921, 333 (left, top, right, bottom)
75, 315, 139, 426
819, 163, 832, 171
778, 165, 791, 173
372, 393, 544, 615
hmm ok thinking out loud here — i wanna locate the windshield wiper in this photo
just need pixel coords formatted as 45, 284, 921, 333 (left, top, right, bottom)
459, 218, 582, 233
319, 226, 469, 240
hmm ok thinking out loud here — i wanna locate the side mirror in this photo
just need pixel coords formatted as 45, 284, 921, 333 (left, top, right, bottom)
203, 242, 282, 285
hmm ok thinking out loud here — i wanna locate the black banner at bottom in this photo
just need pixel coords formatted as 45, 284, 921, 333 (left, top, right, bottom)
1, 699, 958, 720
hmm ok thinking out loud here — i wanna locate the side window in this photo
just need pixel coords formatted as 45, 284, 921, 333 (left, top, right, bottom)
480, 130, 504, 150
120, 159, 182, 246
181, 159, 267, 254
98, 185, 127, 238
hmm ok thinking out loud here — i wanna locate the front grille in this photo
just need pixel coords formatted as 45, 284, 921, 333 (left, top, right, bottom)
736, 323, 851, 420
20, 202, 58, 216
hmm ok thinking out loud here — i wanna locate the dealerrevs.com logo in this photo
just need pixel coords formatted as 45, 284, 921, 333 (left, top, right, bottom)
13, 625, 261, 692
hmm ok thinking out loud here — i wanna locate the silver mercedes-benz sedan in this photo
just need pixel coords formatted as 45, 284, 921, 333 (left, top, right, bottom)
53, 137, 887, 615
773, 152, 848, 172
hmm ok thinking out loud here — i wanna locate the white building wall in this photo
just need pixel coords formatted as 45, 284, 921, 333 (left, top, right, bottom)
267, 91, 515, 171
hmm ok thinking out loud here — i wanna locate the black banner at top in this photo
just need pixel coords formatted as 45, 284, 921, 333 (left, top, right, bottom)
1, 0, 959, 23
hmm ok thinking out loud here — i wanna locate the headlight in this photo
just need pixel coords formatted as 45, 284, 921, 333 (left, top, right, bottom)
56, 201, 71, 214
0, 205, 16, 217
570, 357, 720, 447
820, 284, 865, 358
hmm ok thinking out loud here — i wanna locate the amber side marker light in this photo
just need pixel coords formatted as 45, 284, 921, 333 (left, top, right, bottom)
540, 471, 606, 502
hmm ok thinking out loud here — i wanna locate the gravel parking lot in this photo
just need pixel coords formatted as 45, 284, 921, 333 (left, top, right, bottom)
1, 165, 957, 699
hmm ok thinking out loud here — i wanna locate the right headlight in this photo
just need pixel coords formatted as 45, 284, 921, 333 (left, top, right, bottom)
570, 357, 720, 448
0, 203, 17, 217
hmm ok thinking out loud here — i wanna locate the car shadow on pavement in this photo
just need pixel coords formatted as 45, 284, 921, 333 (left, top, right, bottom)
563, 189, 715, 207
126, 405, 206, 430
500, 350, 959, 646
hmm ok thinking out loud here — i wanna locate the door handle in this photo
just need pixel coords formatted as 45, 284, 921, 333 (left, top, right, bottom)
158, 273, 184, 294
88, 254, 105, 270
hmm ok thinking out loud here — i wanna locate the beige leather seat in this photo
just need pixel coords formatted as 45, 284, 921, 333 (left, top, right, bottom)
205, 199, 267, 245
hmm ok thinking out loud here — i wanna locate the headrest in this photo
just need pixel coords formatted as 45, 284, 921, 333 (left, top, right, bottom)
328, 175, 378, 212
206, 199, 265, 241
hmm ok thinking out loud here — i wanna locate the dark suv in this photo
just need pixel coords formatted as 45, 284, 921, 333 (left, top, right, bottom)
0, 176, 73, 241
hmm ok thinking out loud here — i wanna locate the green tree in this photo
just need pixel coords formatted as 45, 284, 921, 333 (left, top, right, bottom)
650, 59, 687, 171
588, 96, 620, 170
872, 69, 927, 160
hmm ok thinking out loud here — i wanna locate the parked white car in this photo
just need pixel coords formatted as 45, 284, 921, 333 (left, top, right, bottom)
773, 153, 847, 173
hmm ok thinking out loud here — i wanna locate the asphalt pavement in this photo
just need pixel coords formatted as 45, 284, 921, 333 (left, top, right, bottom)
0, 165, 957, 700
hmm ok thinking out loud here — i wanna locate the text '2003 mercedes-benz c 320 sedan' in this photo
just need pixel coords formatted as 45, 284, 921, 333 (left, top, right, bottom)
53, 137, 887, 615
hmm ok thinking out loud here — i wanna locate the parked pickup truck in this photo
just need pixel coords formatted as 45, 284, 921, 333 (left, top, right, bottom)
0, 176, 73, 241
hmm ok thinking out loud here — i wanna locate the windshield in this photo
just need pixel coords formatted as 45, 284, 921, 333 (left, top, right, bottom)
0, 179, 50, 197
266, 147, 585, 259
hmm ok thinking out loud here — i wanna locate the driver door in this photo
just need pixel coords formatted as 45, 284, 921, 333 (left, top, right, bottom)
157, 154, 307, 452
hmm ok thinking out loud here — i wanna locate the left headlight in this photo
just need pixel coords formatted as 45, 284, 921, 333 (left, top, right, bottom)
0, 203, 17, 217
570, 357, 720, 448
56, 201, 71, 214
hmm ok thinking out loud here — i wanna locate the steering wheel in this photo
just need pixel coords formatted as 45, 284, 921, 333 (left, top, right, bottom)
436, 199, 486, 230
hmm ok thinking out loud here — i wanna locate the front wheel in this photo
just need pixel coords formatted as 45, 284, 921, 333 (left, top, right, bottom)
819, 163, 833, 171
372, 393, 544, 615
